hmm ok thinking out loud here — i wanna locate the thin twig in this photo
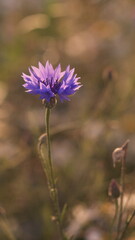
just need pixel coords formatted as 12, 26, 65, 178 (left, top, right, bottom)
112, 199, 119, 227
111, 199, 119, 240
0, 209, 16, 240
115, 140, 129, 240
119, 210, 135, 240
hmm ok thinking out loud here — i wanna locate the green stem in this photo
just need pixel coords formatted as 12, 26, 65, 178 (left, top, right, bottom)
116, 157, 125, 240
45, 108, 55, 187
45, 108, 65, 240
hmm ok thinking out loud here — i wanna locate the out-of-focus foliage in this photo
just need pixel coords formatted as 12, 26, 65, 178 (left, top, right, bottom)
0, 0, 135, 239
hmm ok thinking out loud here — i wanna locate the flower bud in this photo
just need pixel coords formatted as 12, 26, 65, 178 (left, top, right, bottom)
112, 140, 130, 167
112, 147, 124, 167
108, 179, 120, 199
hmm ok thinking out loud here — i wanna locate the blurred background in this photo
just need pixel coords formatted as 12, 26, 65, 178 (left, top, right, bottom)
1, 0, 135, 239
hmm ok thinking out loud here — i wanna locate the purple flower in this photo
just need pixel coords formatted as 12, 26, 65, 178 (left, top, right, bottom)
22, 61, 82, 102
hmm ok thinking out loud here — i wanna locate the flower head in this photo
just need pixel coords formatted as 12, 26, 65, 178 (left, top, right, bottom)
22, 61, 82, 102
112, 139, 129, 167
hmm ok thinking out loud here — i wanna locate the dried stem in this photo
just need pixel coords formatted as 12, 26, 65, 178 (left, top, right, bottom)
119, 210, 135, 240
111, 199, 119, 240
115, 140, 129, 240
0, 209, 16, 240
116, 158, 125, 239
113, 199, 119, 227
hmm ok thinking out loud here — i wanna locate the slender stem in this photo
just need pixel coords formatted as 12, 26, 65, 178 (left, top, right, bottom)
116, 157, 125, 240
119, 210, 135, 240
45, 108, 55, 188
0, 216, 16, 240
112, 199, 119, 227
111, 199, 119, 240
45, 107, 65, 240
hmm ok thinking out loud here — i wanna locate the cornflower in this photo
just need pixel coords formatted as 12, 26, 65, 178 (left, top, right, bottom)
22, 61, 82, 240
22, 61, 82, 103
